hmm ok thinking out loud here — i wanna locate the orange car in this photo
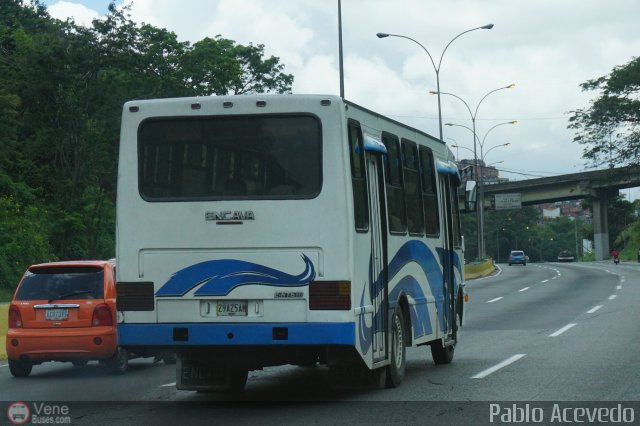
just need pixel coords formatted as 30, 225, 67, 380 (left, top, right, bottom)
5, 260, 129, 377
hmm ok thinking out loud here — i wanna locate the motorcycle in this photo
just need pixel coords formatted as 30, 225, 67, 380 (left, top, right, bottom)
613, 256, 620, 265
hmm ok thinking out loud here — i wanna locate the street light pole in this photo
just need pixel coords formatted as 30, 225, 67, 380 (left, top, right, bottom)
376, 24, 494, 140
435, 85, 514, 258
447, 121, 516, 258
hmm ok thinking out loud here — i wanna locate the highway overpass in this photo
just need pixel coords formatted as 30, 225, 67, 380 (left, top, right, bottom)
481, 166, 640, 260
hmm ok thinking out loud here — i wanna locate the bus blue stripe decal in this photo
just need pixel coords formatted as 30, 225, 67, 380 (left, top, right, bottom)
117, 322, 354, 346
155, 254, 315, 297
387, 240, 445, 328
389, 275, 432, 338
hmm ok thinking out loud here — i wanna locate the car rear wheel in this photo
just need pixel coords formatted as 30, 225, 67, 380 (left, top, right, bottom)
9, 359, 32, 378
106, 347, 129, 375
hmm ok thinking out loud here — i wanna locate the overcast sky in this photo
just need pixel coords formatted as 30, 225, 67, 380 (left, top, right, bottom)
44, 0, 640, 197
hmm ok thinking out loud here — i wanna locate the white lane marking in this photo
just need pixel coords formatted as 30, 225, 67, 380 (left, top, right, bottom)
587, 305, 603, 314
541, 279, 549, 283
550, 323, 577, 337
519, 287, 530, 292
0, 364, 7, 368
609, 295, 617, 300
471, 354, 526, 379
487, 297, 504, 303
160, 382, 176, 387
616, 285, 622, 290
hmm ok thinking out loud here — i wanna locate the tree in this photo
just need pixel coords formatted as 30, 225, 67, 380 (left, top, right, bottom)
483, 207, 541, 262
569, 56, 640, 167
0, 0, 296, 293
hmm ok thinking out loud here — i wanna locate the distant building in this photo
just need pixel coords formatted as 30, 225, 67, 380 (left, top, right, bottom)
457, 159, 508, 184
537, 200, 591, 222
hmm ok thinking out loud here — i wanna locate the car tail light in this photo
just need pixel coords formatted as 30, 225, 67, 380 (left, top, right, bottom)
92, 303, 113, 326
309, 281, 351, 310
9, 305, 22, 328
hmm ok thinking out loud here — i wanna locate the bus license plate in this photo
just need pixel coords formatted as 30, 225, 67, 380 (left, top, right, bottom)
216, 301, 247, 316
45, 308, 69, 321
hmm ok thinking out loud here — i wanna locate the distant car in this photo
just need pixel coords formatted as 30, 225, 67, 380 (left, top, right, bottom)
508, 250, 527, 266
5, 260, 128, 377
557, 250, 575, 262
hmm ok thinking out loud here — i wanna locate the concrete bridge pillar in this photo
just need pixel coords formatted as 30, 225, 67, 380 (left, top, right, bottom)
592, 190, 610, 261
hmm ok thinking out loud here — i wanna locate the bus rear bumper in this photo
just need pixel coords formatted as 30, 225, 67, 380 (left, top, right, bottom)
117, 322, 355, 346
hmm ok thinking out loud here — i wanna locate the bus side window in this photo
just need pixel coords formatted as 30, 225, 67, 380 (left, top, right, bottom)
449, 176, 462, 247
348, 120, 369, 232
419, 147, 440, 237
402, 139, 424, 236
382, 132, 406, 234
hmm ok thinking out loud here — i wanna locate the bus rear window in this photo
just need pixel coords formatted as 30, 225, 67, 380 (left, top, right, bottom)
138, 115, 322, 200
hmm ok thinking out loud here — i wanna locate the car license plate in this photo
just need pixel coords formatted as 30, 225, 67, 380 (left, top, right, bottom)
45, 308, 69, 321
216, 301, 247, 316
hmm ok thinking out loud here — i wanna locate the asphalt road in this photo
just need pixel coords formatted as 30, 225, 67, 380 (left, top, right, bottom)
2, 261, 639, 425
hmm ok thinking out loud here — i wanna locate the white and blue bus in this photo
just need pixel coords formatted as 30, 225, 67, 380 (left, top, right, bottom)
115, 94, 465, 390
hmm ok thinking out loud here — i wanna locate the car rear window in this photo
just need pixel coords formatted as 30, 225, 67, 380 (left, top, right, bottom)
14, 266, 105, 301
511, 251, 524, 256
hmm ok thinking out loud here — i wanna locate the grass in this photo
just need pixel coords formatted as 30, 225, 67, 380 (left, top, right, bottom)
0, 304, 7, 361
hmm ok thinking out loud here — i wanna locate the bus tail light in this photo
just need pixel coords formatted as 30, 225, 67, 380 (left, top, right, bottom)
309, 281, 351, 310
92, 304, 113, 326
9, 305, 22, 328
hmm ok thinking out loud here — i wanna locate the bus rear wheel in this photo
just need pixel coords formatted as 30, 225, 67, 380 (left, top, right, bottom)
385, 308, 406, 388
430, 339, 455, 365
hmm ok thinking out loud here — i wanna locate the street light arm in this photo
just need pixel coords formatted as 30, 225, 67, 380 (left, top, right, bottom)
473, 83, 515, 119
483, 142, 511, 159
450, 144, 474, 155
481, 121, 517, 148
433, 91, 474, 121
438, 24, 494, 72
445, 122, 481, 145
377, 33, 438, 74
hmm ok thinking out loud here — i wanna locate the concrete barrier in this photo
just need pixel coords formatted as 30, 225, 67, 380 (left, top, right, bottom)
464, 259, 496, 280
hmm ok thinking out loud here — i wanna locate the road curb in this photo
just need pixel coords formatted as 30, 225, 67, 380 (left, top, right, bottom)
465, 259, 496, 280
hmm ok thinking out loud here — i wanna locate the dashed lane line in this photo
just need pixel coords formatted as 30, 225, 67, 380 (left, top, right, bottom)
617, 285, 622, 290
609, 295, 617, 300
471, 354, 527, 379
487, 297, 504, 303
160, 382, 176, 387
541, 279, 549, 283
0, 364, 7, 368
549, 323, 577, 337
519, 287, 530, 292
587, 305, 603, 314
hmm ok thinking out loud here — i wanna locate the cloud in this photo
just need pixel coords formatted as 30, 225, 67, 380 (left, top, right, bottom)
43, 0, 640, 185
47, 1, 99, 26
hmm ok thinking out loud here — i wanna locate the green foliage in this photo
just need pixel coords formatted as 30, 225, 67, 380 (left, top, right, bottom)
569, 56, 640, 167
614, 220, 640, 261
0, 0, 294, 292
474, 206, 593, 263
0, 191, 56, 290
